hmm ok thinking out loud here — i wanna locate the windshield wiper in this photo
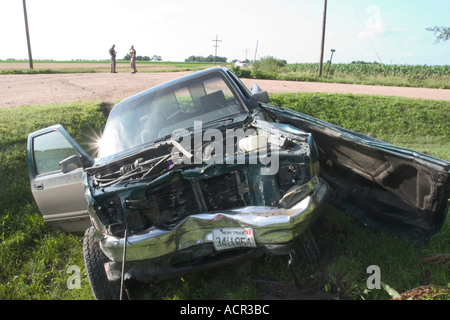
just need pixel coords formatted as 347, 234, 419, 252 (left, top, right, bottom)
150, 134, 173, 145
205, 113, 250, 127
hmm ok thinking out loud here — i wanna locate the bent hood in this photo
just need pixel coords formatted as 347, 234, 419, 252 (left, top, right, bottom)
262, 104, 450, 246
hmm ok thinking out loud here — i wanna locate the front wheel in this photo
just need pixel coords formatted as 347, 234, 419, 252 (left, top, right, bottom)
289, 229, 321, 263
83, 226, 121, 300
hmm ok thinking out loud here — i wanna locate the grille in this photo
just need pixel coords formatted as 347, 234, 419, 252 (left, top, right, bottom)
200, 172, 247, 211
151, 170, 248, 229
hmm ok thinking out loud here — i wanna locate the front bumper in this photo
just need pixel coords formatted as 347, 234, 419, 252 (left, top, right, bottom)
99, 178, 329, 263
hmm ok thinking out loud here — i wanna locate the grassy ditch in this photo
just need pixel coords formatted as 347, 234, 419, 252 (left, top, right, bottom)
0, 94, 448, 300
0, 101, 106, 299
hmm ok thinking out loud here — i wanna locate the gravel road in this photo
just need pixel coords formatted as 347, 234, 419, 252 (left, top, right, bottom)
1, 72, 449, 108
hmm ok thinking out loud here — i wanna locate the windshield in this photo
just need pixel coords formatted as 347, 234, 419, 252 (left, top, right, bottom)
97, 72, 246, 159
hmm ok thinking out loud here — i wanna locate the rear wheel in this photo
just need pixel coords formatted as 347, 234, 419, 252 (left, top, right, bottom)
83, 226, 121, 300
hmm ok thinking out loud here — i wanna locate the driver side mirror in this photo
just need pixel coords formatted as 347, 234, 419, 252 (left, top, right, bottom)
60, 154, 92, 173
60, 155, 82, 173
250, 84, 270, 106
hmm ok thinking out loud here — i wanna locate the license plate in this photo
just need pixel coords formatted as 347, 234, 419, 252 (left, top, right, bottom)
213, 228, 256, 251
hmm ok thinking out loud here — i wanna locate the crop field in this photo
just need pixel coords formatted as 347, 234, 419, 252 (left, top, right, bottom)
242, 59, 450, 89
286, 63, 450, 89
288, 62, 450, 78
0, 92, 449, 301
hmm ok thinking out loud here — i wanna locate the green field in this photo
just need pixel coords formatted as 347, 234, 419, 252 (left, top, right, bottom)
0, 92, 448, 300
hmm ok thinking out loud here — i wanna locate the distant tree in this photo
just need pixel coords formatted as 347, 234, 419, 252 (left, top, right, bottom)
185, 55, 227, 63
254, 56, 286, 70
123, 54, 158, 61
251, 56, 287, 79
209, 55, 227, 63
426, 26, 450, 43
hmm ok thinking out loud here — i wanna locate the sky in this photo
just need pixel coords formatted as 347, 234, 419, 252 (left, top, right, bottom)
0, 0, 449, 65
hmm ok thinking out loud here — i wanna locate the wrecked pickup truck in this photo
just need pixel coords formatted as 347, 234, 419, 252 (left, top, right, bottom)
27, 67, 450, 299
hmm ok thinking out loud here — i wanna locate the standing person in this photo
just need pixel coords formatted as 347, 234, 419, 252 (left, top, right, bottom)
109, 44, 117, 73
129, 45, 137, 74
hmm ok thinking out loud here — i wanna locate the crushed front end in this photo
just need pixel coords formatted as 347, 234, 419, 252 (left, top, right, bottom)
84, 120, 329, 282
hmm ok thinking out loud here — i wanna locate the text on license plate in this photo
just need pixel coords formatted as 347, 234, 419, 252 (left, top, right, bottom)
213, 228, 257, 251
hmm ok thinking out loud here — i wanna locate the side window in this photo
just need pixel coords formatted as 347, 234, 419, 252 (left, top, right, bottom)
33, 131, 78, 175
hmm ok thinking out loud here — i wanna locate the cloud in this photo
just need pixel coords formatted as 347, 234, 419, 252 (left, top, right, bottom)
391, 27, 409, 33
404, 37, 422, 45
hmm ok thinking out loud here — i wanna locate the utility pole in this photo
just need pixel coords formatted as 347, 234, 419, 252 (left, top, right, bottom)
254, 40, 259, 62
22, 0, 33, 69
212, 34, 222, 64
318, 0, 327, 77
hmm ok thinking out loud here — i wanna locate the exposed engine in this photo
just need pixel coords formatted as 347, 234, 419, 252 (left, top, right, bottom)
86, 122, 317, 237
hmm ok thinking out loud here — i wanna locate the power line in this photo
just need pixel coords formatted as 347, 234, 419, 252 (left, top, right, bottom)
350, 0, 387, 76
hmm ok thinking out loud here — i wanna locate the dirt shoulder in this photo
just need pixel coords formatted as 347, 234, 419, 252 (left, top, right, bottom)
1, 72, 449, 109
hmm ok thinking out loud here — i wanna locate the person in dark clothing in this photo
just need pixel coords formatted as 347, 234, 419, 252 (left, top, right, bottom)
129, 45, 137, 74
109, 45, 117, 73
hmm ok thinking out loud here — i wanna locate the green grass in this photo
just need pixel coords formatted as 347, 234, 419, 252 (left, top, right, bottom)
0, 101, 106, 299
0, 94, 448, 300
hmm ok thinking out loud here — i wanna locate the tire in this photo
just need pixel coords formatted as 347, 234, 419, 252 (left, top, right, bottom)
83, 226, 121, 300
289, 229, 321, 263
